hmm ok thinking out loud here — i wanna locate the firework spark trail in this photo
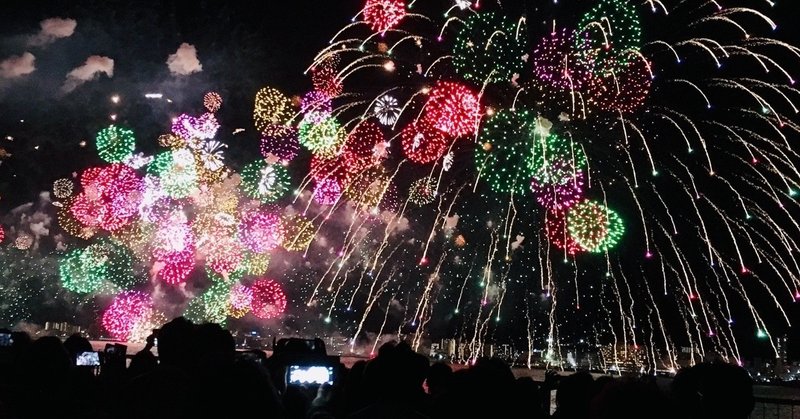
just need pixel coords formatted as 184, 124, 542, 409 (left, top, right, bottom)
455, 255, 477, 314
502, 193, 519, 260
351, 248, 401, 346
326, 265, 358, 320
640, 255, 677, 371
468, 231, 499, 361
351, 275, 391, 351
525, 295, 534, 369
598, 279, 620, 374
370, 292, 396, 355
410, 252, 446, 332
615, 262, 639, 351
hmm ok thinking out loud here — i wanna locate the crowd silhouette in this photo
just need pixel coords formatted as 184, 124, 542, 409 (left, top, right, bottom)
0, 318, 755, 418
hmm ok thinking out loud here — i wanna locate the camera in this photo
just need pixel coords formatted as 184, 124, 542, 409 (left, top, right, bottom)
287, 365, 334, 385
0, 333, 12, 347
76, 351, 101, 366
268, 338, 339, 390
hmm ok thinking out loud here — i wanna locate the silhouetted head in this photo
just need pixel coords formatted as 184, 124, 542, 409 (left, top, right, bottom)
193, 322, 235, 368
63, 333, 92, 360
555, 371, 594, 417
426, 362, 453, 396
592, 376, 668, 419
29, 336, 72, 377
157, 317, 195, 367
672, 362, 754, 419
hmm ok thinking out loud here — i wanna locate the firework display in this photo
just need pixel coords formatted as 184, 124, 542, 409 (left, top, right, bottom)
250, 279, 287, 319
96, 125, 136, 163
362, 0, 406, 34
474, 109, 536, 195
101, 291, 152, 341
240, 160, 290, 203
451, 12, 527, 84
53, 178, 75, 199
260, 124, 300, 164
265, 0, 800, 369
254, 87, 293, 131
3, 0, 793, 371
566, 199, 625, 253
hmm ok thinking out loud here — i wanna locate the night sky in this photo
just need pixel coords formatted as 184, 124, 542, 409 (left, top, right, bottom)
2, 0, 800, 364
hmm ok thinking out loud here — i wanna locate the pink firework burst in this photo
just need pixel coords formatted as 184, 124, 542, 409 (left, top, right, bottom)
313, 178, 344, 206
531, 170, 586, 211
102, 291, 151, 341
587, 52, 652, 114
301, 91, 333, 123
238, 210, 284, 254
250, 279, 287, 319
230, 283, 253, 311
206, 237, 245, 275
422, 81, 482, 138
157, 250, 195, 285
260, 124, 300, 164
171, 113, 220, 140
71, 164, 143, 232
532, 28, 593, 91
152, 219, 195, 259
312, 56, 342, 99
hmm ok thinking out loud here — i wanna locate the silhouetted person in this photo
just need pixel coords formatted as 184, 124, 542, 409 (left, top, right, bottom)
426, 362, 452, 398
127, 333, 158, 379
124, 317, 196, 419
552, 371, 594, 419
591, 376, 670, 419
433, 357, 521, 418
672, 361, 754, 419
350, 341, 430, 418
64, 333, 93, 361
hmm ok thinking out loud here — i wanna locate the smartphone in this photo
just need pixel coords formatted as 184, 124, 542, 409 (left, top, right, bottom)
76, 351, 101, 366
287, 365, 334, 385
0, 333, 12, 347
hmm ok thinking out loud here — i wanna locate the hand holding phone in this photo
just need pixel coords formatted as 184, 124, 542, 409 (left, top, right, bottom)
288, 365, 334, 385
76, 351, 100, 366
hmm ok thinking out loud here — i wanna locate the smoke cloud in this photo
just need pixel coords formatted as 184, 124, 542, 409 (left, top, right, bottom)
62, 55, 114, 93
29, 17, 77, 46
167, 43, 203, 76
0, 52, 36, 79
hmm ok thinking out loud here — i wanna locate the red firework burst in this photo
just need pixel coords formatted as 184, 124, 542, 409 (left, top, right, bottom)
422, 81, 482, 138
363, 0, 406, 34
400, 119, 449, 164
545, 209, 583, 255
250, 279, 287, 319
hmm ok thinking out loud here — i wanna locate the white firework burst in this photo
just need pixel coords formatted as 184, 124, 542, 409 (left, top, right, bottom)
200, 140, 227, 171
258, 165, 278, 196
374, 95, 400, 126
